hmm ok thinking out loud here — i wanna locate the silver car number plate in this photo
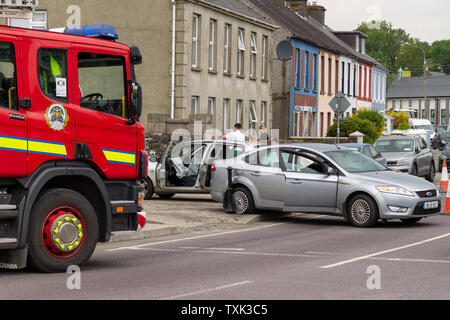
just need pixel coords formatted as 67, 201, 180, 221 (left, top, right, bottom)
423, 201, 439, 210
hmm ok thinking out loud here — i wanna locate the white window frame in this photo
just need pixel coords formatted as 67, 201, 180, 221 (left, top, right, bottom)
208, 97, 215, 115
237, 28, 245, 76
8, 10, 47, 30
261, 101, 266, 126
223, 99, 230, 131
249, 101, 258, 123
236, 100, 243, 123
262, 35, 268, 80
250, 32, 257, 78
191, 96, 199, 114
224, 24, 231, 73
192, 14, 200, 68
208, 19, 217, 71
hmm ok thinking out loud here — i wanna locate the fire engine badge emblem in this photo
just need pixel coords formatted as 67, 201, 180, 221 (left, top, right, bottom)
45, 104, 69, 131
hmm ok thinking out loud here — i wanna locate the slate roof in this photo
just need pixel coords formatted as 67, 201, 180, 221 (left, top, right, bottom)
387, 75, 450, 99
197, 0, 271, 25
245, 0, 386, 69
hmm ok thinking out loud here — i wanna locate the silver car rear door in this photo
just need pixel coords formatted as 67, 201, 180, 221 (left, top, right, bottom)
282, 150, 338, 211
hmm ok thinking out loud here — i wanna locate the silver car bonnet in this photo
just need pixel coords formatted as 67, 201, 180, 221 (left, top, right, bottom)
380, 152, 414, 162
350, 171, 436, 191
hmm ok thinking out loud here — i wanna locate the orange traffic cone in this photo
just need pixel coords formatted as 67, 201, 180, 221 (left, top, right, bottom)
444, 186, 450, 214
440, 158, 449, 193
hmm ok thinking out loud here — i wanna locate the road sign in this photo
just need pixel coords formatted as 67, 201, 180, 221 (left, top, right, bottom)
329, 92, 351, 115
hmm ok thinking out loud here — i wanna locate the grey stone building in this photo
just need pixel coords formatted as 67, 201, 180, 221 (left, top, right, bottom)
1, 0, 276, 153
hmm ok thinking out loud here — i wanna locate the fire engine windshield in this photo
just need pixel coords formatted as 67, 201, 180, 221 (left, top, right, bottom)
77, 52, 127, 118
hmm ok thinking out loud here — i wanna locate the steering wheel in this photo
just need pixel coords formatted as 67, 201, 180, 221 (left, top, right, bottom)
81, 93, 103, 102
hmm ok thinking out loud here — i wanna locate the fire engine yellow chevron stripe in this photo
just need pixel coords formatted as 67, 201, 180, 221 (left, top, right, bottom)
102, 149, 136, 165
28, 139, 68, 157
0, 135, 27, 152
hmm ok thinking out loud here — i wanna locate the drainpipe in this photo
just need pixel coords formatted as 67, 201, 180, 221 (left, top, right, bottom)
171, 0, 176, 119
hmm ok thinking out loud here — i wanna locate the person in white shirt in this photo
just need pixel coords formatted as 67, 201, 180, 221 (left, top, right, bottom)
222, 123, 246, 143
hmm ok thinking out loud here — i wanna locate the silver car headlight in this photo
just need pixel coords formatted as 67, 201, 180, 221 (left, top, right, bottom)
376, 186, 414, 197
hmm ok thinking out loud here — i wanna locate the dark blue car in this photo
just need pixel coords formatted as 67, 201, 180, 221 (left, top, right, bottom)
339, 143, 387, 166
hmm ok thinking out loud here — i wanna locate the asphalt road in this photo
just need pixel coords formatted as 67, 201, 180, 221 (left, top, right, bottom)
1, 212, 450, 300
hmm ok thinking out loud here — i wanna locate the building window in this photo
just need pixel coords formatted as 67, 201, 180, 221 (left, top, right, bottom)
262, 35, 268, 80
347, 63, 351, 96
353, 66, 357, 97
237, 28, 245, 77
261, 101, 267, 127
249, 101, 258, 131
250, 32, 257, 79
341, 61, 345, 93
208, 97, 215, 115
312, 54, 317, 91
441, 109, 446, 125
320, 112, 324, 137
328, 57, 332, 95
209, 19, 217, 71
304, 51, 309, 89
320, 55, 325, 93
223, 99, 230, 131
431, 109, 435, 125
224, 24, 232, 74
9, 10, 47, 30
192, 14, 200, 68
191, 96, 199, 114
295, 49, 300, 88
236, 100, 243, 123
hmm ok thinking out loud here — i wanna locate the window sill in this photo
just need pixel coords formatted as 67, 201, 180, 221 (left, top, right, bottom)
208, 69, 218, 75
223, 72, 233, 77
262, 78, 269, 83
191, 66, 202, 72
237, 74, 245, 79
250, 76, 257, 81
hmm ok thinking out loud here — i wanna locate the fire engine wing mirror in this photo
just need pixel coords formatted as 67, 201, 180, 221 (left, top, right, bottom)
129, 80, 142, 122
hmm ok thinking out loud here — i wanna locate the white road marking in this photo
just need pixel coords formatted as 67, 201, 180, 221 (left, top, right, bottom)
320, 232, 450, 269
208, 247, 245, 251
130, 246, 322, 258
108, 222, 286, 252
369, 257, 450, 264
159, 281, 252, 300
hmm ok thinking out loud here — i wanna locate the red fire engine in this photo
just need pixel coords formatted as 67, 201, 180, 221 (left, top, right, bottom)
0, 13, 147, 271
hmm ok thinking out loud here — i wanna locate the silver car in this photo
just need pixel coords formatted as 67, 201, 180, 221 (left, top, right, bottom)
374, 135, 435, 182
210, 144, 441, 228
143, 140, 253, 199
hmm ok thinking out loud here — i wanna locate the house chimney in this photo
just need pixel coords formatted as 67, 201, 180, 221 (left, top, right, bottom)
285, 0, 308, 17
308, 1, 326, 25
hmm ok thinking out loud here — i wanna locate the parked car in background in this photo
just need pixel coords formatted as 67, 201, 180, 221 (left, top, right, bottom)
374, 135, 435, 182
210, 144, 441, 227
432, 131, 450, 150
409, 119, 435, 143
142, 140, 255, 199
339, 143, 387, 166
438, 142, 450, 172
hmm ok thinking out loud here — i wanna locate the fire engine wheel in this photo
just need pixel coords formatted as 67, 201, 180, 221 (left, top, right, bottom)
28, 188, 99, 273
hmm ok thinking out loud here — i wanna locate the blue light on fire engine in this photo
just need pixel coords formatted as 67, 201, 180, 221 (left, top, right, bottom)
64, 24, 119, 40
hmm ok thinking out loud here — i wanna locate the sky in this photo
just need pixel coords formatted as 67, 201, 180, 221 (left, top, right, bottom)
318, 0, 450, 43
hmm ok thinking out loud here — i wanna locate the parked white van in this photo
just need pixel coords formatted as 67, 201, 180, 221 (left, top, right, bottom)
409, 119, 435, 142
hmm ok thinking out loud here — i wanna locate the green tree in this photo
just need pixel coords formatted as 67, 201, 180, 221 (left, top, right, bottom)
354, 108, 386, 139
357, 21, 409, 79
429, 40, 450, 74
326, 116, 379, 144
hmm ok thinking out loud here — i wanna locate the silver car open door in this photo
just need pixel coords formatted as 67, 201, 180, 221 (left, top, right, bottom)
281, 149, 338, 212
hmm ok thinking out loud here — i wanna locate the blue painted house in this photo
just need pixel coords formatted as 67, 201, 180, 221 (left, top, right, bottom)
289, 38, 319, 137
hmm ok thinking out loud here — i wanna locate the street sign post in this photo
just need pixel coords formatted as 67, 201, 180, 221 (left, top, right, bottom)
329, 92, 351, 143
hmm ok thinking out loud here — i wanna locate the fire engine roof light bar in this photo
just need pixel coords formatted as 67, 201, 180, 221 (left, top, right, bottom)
64, 24, 119, 40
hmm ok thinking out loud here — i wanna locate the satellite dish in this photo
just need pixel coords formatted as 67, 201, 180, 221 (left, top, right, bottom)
276, 40, 293, 61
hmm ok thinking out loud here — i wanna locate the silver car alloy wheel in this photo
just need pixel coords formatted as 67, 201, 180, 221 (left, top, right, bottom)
351, 199, 371, 225
232, 191, 249, 214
